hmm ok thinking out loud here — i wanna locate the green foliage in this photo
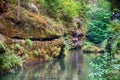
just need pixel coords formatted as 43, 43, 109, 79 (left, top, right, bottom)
86, 1, 120, 79
83, 40, 94, 46
26, 39, 33, 47
63, 35, 71, 50
38, 0, 81, 20
34, 50, 39, 57
89, 53, 113, 80
0, 41, 5, 54
15, 44, 21, 49
11, 0, 17, 4
111, 34, 120, 55
89, 52, 120, 80
97, 0, 111, 9
86, 0, 112, 44
24, 53, 29, 59
111, 21, 120, 32
10, 0, 30, 4
0, 53, 22, 73
100, 39, 108, 49
0, 42, 23, 73
61, 0, 81, 20
38, 0, 62, 18
0, 42, 3, 49
9, 54, 23, 68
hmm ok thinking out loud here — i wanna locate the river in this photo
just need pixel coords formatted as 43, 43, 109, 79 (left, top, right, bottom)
0, 49, 96, 80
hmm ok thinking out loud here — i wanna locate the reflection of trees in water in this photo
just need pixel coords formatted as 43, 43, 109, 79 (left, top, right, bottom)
70, 50, 84, 80
25, 60, 63, 79
59, 49, 84, 80
0, 50, 84, 80
70, 50, 83, 68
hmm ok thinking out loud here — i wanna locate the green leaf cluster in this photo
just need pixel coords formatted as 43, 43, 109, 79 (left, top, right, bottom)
0, 43, 23, 73
26, 39, 33, 48
38, 0, 81, 20
89, 53, 113, 80
0, 53, 22, 73
86, 0, 112, 44
34, 50, 39, 57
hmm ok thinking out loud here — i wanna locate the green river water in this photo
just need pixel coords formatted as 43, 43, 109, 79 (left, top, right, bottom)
0, 49, 96, 80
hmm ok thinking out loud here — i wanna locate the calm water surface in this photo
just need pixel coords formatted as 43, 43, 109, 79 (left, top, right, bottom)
0, 50, 96, 80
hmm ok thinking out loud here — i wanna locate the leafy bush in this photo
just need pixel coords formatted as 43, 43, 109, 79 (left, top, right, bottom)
111, 21, 120, 32
34, 50, 39, 57
89, 53, 113, 80
41, 0, 62, 18
0, 42, 23, 73
24, 53, 29, 59
26, 39, 33, 47
0, 42, 4, 49
38, 0, 81, 20
61, 0, 81, 20
0, 53, 22, 73
110, 34, 120, 55
0, 42, 5, 54
86, 0, 112, 44
15, 44, 21, 50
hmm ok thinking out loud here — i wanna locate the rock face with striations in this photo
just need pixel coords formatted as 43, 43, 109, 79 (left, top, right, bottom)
0, 3, 66, 65
0, 5, 65, 39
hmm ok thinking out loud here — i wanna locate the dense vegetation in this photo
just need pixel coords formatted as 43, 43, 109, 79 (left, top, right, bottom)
0, 0, 120, 80
0, 0, 86, 74
86, 0, 112, 44
86, 0, 120, 80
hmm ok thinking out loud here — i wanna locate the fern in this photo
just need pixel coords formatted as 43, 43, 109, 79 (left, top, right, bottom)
34, 50, 39, 57
26, 39, 33, 47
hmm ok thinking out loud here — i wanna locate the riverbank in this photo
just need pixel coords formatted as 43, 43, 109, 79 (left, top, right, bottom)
0, 50, 96, 80
0, 0, 87, 74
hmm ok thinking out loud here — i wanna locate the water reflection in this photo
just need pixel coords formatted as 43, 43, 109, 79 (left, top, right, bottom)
0, 50, 94, 80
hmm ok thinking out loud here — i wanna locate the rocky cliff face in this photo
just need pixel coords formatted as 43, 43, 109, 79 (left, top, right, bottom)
0, 6, 65, 39
0, 1, 68, 66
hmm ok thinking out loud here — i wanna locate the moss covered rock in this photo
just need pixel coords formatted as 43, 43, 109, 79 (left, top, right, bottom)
83, 45, 104, 53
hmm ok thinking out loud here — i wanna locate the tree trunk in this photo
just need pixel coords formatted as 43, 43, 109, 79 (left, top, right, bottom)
17, 0, 20, 21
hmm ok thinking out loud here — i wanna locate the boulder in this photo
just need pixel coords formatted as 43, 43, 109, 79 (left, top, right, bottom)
83, 45, 104, 53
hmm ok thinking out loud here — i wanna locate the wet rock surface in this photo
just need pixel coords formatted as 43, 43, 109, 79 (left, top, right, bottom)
0, 33, 65, 65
